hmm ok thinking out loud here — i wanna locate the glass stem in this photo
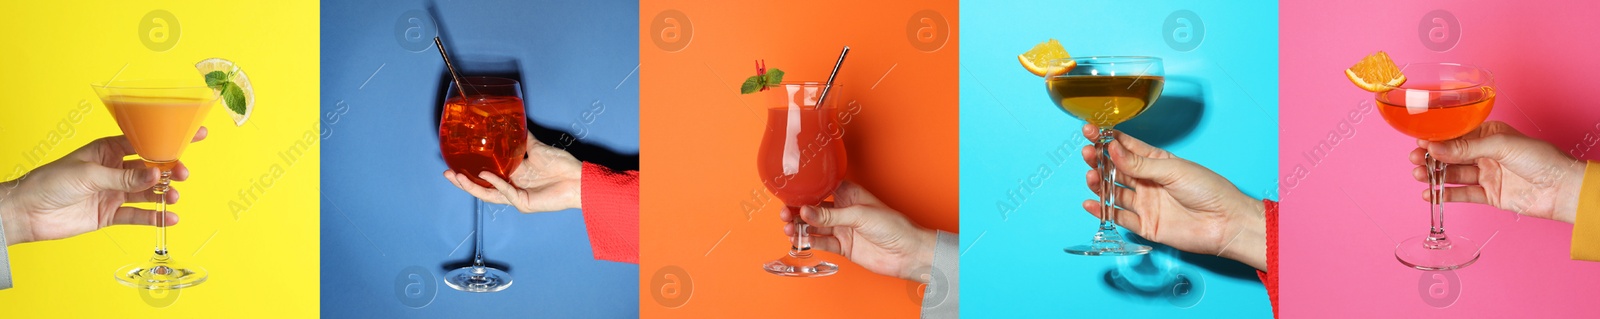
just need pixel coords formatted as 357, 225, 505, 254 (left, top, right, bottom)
1426, 152, 1449, 242
473, 198, 486, 269
1096, 128, 1117, 233
789, 206, 813, 258
154, 170, 170, 256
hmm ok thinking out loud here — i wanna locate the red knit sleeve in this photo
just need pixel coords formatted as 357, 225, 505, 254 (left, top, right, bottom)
580, 162, 639, 264
1258, 199, 1278, 318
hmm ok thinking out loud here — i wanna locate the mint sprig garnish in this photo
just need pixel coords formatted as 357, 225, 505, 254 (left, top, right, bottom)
203, 70, 246, 114
740, 59, 784, 94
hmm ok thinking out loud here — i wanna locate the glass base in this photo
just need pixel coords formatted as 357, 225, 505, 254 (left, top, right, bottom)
763, 250, 838, 277
115, 253, 207, 290
444, 266, 512, 293
1396, 234, 1480, 270
1064, 230, 1152, 256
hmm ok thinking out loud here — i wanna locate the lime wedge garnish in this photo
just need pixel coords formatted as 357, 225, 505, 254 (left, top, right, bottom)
195, 58, 254, 126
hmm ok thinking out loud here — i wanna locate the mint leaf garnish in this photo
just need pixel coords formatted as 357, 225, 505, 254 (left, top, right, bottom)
204, 71, 229, 90
764, 69, 784, 88
221, 82, 246, 114
739, 67, 785, 94
740, 76, 762, 94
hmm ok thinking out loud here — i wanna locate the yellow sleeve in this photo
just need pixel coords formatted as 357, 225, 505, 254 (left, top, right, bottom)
1572, 161, 1600, 261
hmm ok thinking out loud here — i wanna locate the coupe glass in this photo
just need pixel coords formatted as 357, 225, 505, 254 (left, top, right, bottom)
1045, 56, 1165, 256
1375, 63, 1495, 270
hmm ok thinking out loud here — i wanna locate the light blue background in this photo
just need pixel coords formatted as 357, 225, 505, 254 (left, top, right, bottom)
959, 1, 1278, 317
320, 0, 639, 317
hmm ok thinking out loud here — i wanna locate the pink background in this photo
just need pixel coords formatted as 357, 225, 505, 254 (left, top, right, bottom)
1281, 0, 1600, 317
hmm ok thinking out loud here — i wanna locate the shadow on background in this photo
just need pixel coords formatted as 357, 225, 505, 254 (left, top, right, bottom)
1118, 76, 1207, 147
528, 121, 640, 171
1096, 232, 1260, 304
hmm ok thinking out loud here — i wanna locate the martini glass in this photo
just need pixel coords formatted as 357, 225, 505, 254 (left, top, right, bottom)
439, 76, 527, 292
1376, 62, 1495, 270
1046, 56, 1165, 256
759, 82, 848, 277
92, 79, 216, 289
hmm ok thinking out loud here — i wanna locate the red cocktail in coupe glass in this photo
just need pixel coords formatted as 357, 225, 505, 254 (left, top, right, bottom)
1376, 62, 1495, 270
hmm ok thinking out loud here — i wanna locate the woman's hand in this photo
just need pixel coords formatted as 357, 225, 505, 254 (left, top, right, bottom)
1079, 124, 1266, 270
2, 128, 206, 245
444, 132, 583, 213
781, 181, 939, 282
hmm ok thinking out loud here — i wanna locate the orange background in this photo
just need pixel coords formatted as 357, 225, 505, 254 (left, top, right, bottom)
639, 0, 958, 317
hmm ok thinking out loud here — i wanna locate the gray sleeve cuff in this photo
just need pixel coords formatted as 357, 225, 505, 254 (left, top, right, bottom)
0, 207, 12, 290
920, 230, 957, 319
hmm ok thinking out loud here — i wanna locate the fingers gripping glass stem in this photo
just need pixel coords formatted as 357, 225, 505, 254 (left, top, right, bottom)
1395, 152, 1480, 270
1064, 129, 1151, 256
764, 206, 837, 277
1098, 130, 1118, 233
115, 167, 207, 290
792, 221, 813, 256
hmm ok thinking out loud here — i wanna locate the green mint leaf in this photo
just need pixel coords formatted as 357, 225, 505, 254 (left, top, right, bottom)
740, 75, 763, 94
763, 69, 784, 88
204, 71, 229, 90
221, 82, 247, 114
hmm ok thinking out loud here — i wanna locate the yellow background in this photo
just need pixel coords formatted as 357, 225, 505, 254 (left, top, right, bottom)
0, 1, 319, 317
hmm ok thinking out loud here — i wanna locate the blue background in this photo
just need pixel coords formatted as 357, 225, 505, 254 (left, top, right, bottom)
959, 0, 1278, 317
319, 0, 639, 317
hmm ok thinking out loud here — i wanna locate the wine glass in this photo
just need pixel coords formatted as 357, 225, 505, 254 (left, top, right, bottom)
1045, 56, 1165, 256
439, 76, 528, 292
1375, 62, 1495, 270
758, 82, 848, 277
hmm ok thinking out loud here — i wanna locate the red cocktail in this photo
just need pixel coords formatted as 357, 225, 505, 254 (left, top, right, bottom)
440, 81, 528, 188
759, 82, 847, 277
1375, 63, 1495, 270
438, 76, 526, 292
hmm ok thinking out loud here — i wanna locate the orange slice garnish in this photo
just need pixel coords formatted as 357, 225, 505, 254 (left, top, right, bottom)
1019, 39, 1073, 77
1345, 51, 1406, 92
